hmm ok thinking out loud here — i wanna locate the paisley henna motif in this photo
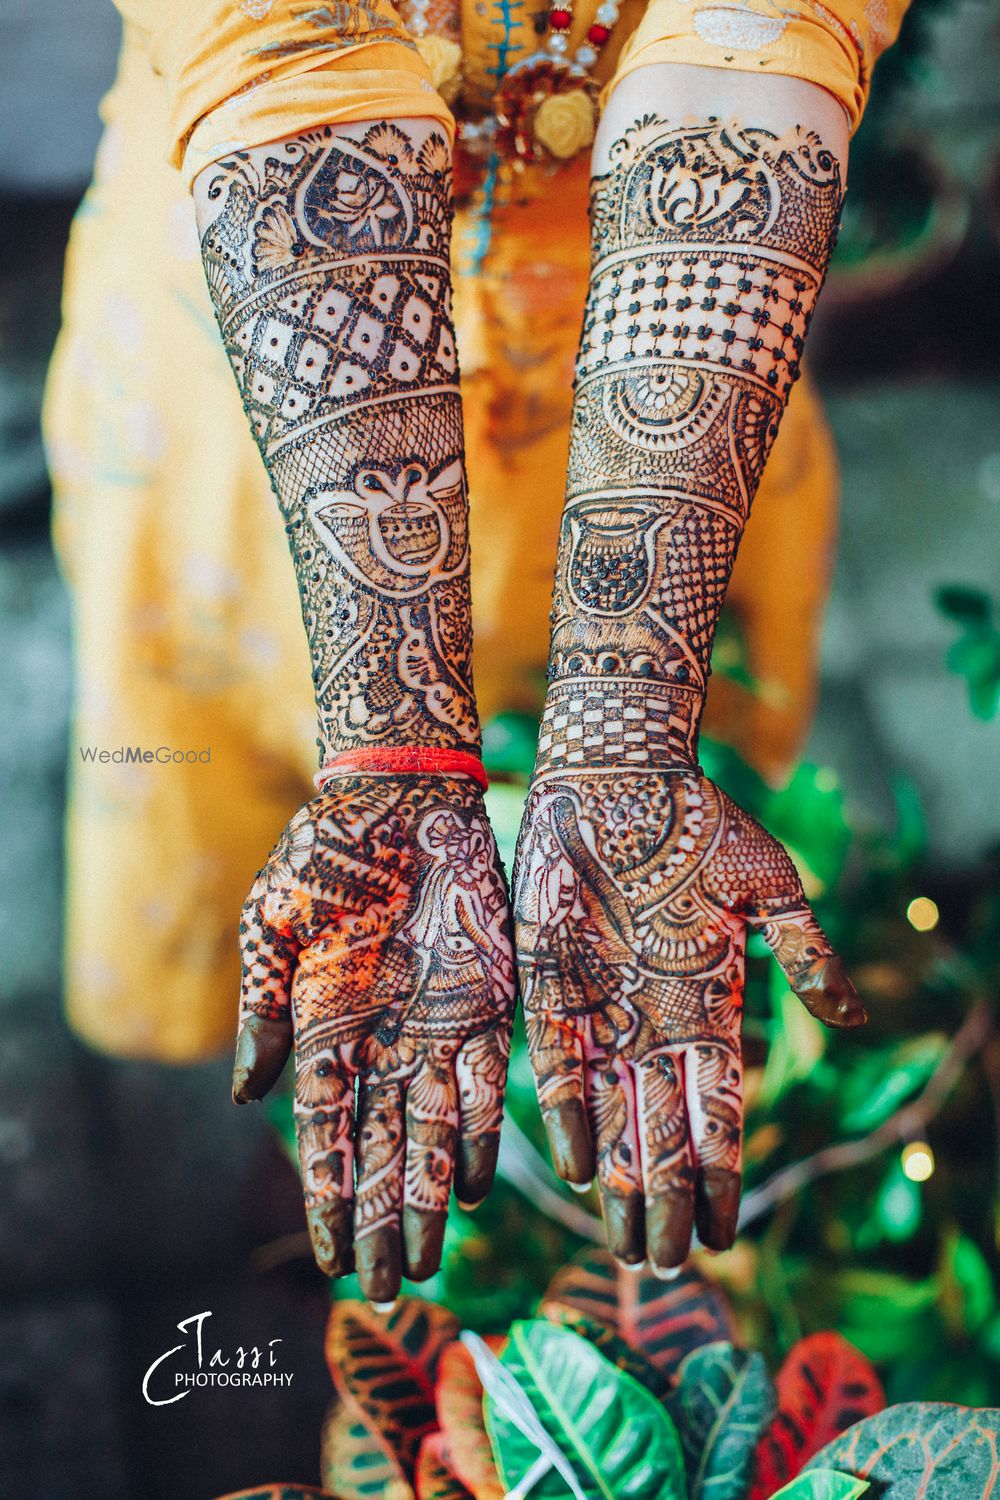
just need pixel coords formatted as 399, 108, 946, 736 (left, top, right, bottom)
237, 776, 515, 1301
515, 117, 864, 1272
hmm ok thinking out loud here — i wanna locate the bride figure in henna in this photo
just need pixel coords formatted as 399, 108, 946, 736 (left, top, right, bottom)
237, 776, 515, 1305
515, 111, 866, 1274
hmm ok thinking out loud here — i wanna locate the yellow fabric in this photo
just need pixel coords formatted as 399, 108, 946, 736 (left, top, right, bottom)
606, 0, 906, 132
46, 0, 903, 1060
120, 0, 905, 184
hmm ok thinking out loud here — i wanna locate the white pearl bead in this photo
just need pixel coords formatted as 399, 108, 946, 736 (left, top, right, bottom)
596, 4, 618, 21
575, 42, 598, 64
548, 31, 569, 52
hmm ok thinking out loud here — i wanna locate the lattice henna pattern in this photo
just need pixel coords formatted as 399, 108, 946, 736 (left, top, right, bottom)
197, 122, 478, 760
537, 119, 844, 775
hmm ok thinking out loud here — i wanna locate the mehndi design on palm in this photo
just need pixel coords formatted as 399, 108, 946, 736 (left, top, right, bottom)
236, 777, 515, 1303
516, 769, 863, 1270
515, 116, 865, 1272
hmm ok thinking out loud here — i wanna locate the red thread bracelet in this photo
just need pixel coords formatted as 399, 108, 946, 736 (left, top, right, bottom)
314, 746, 489, 793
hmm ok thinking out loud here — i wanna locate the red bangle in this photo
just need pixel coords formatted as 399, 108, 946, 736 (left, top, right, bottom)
314, 746, 489, 793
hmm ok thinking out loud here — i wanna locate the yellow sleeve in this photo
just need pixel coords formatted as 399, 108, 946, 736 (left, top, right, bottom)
604, 0, 912, 132
120, 0, 454, 189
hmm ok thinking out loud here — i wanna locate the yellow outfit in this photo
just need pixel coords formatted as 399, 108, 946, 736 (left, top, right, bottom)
44, 0, 908, 1060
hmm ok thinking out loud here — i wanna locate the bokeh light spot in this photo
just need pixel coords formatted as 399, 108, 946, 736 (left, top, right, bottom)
907, 896, 939, 932
901, 1141, 935, 1182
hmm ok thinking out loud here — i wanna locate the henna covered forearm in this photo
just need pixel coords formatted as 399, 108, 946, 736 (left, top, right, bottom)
194, 120, 478, 762
538, 115, 844, 774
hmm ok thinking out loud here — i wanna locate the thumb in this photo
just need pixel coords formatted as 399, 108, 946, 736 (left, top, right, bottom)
741, 839, 867, 1029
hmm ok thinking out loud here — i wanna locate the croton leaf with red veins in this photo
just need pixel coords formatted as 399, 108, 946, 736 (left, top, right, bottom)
806, 1402, 1000, 1496
321, 1398, 413, 1500
415, 1433, 476, 1500
542, 1305, 671, 1400
435, 1337, 505, 1500
541, 1246, 735, 1376
751, 1332, 885, 1497
325, 1299, 459, 1484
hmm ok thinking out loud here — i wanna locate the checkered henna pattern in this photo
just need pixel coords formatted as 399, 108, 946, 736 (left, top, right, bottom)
196, 121, 477, 762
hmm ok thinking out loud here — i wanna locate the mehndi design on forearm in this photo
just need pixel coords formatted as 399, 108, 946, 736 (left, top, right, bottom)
515, 118, 863, 1275
238, 776, 515, 1300
197, 121, 478, 760
537, 119, 843, 774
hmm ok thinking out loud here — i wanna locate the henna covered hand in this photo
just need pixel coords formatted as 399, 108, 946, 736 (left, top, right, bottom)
236, 776, 516, 1302
515, 768, 863, 1271
516, 93, 863, 1271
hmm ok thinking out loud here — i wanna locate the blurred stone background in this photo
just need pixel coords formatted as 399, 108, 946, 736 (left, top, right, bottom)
0, 1, 998, 1496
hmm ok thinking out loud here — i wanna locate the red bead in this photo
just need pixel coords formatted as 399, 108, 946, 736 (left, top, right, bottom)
587, 21, 610, 42
550, 8, 572, 28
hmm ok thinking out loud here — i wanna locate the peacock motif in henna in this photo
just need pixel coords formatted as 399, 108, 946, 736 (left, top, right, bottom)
515, 118, 866, 1273
236, 777, 515, 1303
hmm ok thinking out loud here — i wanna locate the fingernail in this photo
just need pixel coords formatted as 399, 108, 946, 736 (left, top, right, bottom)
371, 1300, 397, 1315
569, 1179, 594, 1195
402, 1206, 446, 1282
695, 1168, 741, 1252
615, 1257, 647, 1272
651, 1263, 683, 1281
457, 1198, 484, 1213
603, 1193, 645, 1264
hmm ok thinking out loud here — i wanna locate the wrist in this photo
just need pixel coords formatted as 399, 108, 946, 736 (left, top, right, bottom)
533, 677, 702, 777
315, 744, 488, 793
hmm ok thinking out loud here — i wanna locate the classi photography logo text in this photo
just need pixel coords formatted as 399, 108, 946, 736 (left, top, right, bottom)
142, 1311, 292, 1406
79, 744, 211, 765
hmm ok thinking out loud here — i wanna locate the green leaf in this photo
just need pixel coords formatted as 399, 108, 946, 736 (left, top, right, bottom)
542, 1305, 671, 1399
870, 1159, 922, 1244
768, 1471, 869, 1499
838, 1035, 946, 1133
486, 1320, 687, 1499
668, 1342, 776, 1500
935, 584, 993, 626
945, 633, 1000, 681
762, 762, 852, 891
807, 1271, 939, 1365
939, 1233, 997, 1337
808, 1404, 1000, 1496
757, 973, 827, 1107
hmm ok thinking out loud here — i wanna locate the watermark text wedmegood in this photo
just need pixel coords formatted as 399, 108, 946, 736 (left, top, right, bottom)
142, 1311, 291, 1406
79, 745, 211, 765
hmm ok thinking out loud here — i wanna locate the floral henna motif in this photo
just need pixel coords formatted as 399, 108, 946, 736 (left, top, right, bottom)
515, 118, 864, 1271
195, 121, 477, 761
237, 776, 516, 1301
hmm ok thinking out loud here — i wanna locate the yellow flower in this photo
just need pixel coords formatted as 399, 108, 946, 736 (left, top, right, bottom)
533, 89, 596, 160
415, 36, 463, 103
